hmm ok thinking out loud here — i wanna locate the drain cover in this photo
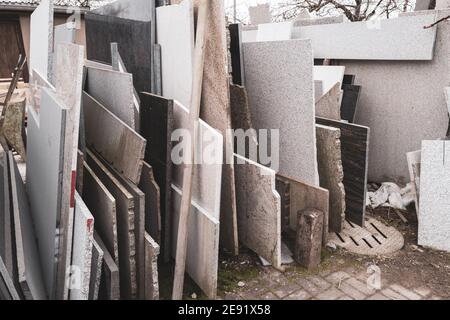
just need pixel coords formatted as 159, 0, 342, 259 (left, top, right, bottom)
329, 217, 404, 255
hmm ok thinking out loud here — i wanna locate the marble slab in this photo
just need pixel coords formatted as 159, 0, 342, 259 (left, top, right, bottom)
89, 239, 104, 300
9, 152, 47, 300
234, 154, 282, 270
314, 66, 345, 95
243, 39, 319, 185
292, 14, 438, 60
418, 140, 450, 252
315, 82, 341, 121
83, 91, 146, 184
340, 84, 361, 123
156, 0, 194, 109
95, 232, 120, 300
256, 22, 293, 42
316, 117, 370, 227
316, 124, 346, 232
70, 192, 94, 300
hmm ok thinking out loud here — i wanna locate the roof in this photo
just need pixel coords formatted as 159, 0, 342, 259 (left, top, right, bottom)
0, 0, 90, 12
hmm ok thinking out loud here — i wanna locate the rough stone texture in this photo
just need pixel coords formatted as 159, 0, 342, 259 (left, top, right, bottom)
29, 0, 53, 80
340, 84, 361, 123
86, 150, 137, 299
295, 209, 323, 269
406, 150, 421, 213
139, 162, 161, 245
292, 14, 438, 60
234, 154, 282, 270
83, 91, 146, 184
277, 174, 329, 244
9, 152, 47, 300
139, 93, 174, 261
229, 23, 244, 86
315, 82, 341, 121
248, 3, 271, 25
243, 39, 319, 186
82, 162, 119, 266
316, 124, 345, 232
89, 239, 104, 300
1, 98, 26, 161
85, 67, 136, 129
70, 193, 94, 300
314, 66, 344, 96
316, 117, 369, 227
256, 22, 293, 41
144, 232, 160, 300
341, 10, 450, 182
26, 88, 67, 298
156, 0, 194, 109
171, 184, 220, 299
95, 232, 120, 300
418, 140, 450, 252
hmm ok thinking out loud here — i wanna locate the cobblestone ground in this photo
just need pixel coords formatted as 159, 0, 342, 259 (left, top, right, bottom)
220, 265, 442, 300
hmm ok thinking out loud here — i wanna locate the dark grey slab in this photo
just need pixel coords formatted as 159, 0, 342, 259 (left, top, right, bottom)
85, 13, 153, 95
229, 23, 244, 86
0, 147, 13, 275
316, 117, 370, 227
343, 74, 355, 85
0, 255, 20, 300
139, 92, 174, 262
95, 232, 120, 300
340, 84, 361, 123
139, 162, 161, 245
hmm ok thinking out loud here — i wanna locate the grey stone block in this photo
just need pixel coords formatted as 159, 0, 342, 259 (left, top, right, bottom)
295, 209, 323, 270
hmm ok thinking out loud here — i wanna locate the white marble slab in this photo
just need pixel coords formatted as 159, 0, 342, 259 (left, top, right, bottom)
30, 0, 53, 80
256, 22, 293, 42
314, 66, 345, 95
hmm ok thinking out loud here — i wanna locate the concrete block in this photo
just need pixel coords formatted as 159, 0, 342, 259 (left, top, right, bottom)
83, 91, 146, 184
418, 140, 450, 252
295, 209, 323, 269
30, 0, 53, 80
144, 232, 160, 300
315, 82, 341, 121
316, 125, 346, 232
243, 39, 318, 185
406, 150, 421, 213
85, 67, 136, 129
94, 233, 120, 300
139, 162, 161, 245
234, 154, 282, 270
256, 22, 293, 42
316, 117, 370, 227
156, 0, 194, 109
314, 66, 345, 96
9, 152, 47, 300
292, 14, 438, 60
70, 192, 94, 300
248, 3, 271, 25
89, 239, 104, 300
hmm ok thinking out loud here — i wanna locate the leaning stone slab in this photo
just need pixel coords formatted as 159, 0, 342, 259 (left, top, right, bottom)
144, 232, 160, 300
406, 150, 421, 215
315, 82, 342, 121
295, 209, 323, 269
89, 239, 104, 300
30, 0, 53, 80
95, 232, 120, 300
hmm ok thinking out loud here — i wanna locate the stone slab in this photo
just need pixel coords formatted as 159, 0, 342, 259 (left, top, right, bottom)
295, 209, 323, 269
343, 74, 355, 85
314, 66, 345, 95
70, 192, 94, 300
83, 91, 146, 184
144, 232, 160, 300
139, 93, 174, 261
445, 87, 450, 116
0, 143, 13, 277
29, 0, 53, 80
316, 124, 346, 232
85, 13, 153, 95
82, 162, 119, 266
256, 22, 293, 42
406, 150, 421, 213
234, 154, 282, 270
340, 84, 361, 123
139, 162, 162, 245
316, 117, 370, 227
315, 82, 341, 121
85, 67, 136, 129
275, 176, 290, 232
248, 3, 271, 25
0, 254, 20, 300
89, 238, 103, 300
52, 23, 76, 82
94, 232, 120, 300
156, 0, 194, 109
86, 149, 136, 299
293, 15, 345, 27
171, 184, 219, 299
243, 39, 319, 185
292, 14, 438, 60
415, 0, 435, 10
9, 152, 47, 300
229, 23, 245, 86
418, 140, 450, 252
1, 99, 26, 161
26, 88, 67, 298
92, 0, 153, 21
315, 80, 324, 101
277, 174, 329, 244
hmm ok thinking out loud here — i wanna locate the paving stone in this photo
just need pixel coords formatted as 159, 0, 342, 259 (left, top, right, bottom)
295, 278, 321, 295
325, 271, 350, 285
338, 295, 354, 300
367, 293, 390, 300
259, 291, 279, 300
338, 281, 367, 300
316, 287, 345, 300
344, 277, 376, 296
413, 286, 431, 297
283, 289, 311, 300
306, 276, 332, 291
390, 284, 422, 300
223, 292, 243, 300
272, 283, 301, 299
381, 288, 408, 300
430, 295, 443, 300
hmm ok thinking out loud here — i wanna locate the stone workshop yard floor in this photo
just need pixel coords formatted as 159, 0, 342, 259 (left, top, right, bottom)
212, 206, 450, 300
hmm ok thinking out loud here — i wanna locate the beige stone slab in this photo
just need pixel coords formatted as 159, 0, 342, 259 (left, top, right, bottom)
83, 91, 146, 184
316, 124, 345, 232
94, 232, 120, 300
313, 66, 345, 95
82, 162, 119, 266
144, 232, 160, 300
315, 82, 341, 121
89, 239, 103, 300
86, 149, 137, 299
171, 184, 219, 299
0, 99, 26, 161
234, 154, 282, 270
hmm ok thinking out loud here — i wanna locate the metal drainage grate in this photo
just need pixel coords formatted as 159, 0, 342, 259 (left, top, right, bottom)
329, 217, 404, 256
